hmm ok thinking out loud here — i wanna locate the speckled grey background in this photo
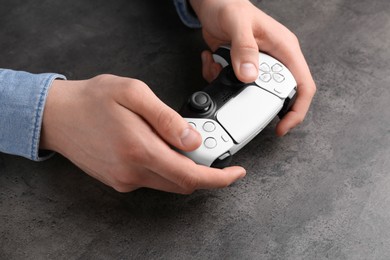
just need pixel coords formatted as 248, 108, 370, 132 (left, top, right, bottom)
1, 0, 389, 259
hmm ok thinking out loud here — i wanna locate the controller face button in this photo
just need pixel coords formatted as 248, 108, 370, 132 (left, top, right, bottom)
188, 122, 196, 129
259, 72, 272, 82
259, 62, 270, 72
221, 134, 230, 142
190, 91, 212, 112
204, 137, 217, 149
273, 73, 285, 83
203, 121, 216, 132
272, 63, 283, 72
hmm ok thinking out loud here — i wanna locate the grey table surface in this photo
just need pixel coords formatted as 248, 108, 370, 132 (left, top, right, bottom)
1, 0, 389, 259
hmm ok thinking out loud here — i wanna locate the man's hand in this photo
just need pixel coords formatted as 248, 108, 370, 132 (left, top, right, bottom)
190, 0, 316, 136
40, 75, 246, 193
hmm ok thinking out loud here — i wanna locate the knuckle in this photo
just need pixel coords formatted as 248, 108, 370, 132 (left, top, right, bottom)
123, 79, 148, 95
274, 30, 299, 52
288, 31, 299, 45
218, 178, 232, 189
108, 77, 150, 101
88, 75, 151, 103
219, 3, 235, 19
93, 74, 117, 82
295, 114, 305, 125
112, 183, 137, 193
125, 144, 149, 165
114, 137, 151, 166
125, 80, 151, 108
179, 188, 196, 195
107, 170, 136, 192
309, 82, 317, 96
157, 108, 176, 135
109, 167, 142, 190
88, 74, 119, 95
128, 78, 149, 91
178, 174, 199, 193
220, 2, 246, 19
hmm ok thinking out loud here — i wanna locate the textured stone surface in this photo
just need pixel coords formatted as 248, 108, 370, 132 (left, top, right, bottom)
1, 0, 389, 259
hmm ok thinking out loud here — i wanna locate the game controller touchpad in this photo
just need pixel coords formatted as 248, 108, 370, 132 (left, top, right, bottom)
216, 85, 283, 144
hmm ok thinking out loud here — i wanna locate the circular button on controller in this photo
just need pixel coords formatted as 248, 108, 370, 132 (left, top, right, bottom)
204, 137, 217, 149
203, 121, 216, 132
190, 91, 212, 112
188, 122, 196, 129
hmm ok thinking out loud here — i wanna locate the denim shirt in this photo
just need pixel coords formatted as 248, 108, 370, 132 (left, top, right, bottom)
173, 0, 201, 28
0, 70, 66, 161
0, 1, 199, 161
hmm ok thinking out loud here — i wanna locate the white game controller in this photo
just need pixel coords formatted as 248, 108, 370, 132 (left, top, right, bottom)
179, 46, 297, 167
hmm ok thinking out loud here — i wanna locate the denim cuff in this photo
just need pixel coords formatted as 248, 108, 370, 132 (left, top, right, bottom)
173, 0, 201, 28
0, 69, 66, 161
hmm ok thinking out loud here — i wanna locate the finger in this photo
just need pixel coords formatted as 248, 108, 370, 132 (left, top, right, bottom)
122, 115, 247, 191
226, 13, 259, 83
110, 112, 246, 193
254, 19, 316, 135
115, 79, 201, 151
276, 77, 316, 136
272, 46, 316, 136
112, 165, 194, 194
144, 139, 246, 192
93, 105, 201, 194
201, 50, 222, 83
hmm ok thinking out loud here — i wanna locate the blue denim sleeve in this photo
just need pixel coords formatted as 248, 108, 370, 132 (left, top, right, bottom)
173, 0, 201, 28
0, 69, 66, 161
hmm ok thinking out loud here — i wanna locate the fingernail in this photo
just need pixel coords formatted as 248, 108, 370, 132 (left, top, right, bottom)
281, 128, 290, 136
181, 127, 200, 148
239, 167, 247, 178
240, 63, 258, 80
225, 167, 246, 179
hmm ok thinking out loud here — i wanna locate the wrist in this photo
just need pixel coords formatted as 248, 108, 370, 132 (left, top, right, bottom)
40, 80, 60, 151
40, 79, 77, 153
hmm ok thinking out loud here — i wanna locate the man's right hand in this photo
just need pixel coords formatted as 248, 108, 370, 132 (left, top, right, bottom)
40, 75, 246, 193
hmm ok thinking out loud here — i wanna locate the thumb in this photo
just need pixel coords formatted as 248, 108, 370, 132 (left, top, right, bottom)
117, 81, 202, 151
229, 27, 259, 83
152, 105, 202, 152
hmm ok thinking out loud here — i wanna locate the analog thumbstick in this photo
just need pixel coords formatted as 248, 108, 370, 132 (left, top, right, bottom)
189, 91, 212, 112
